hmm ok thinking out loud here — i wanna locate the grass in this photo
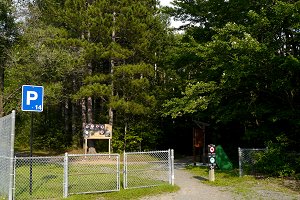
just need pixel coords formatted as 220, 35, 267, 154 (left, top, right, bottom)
13, 160, 178, 200
15, 163, 64, 200
186, 165, 300, 199
66, 184, 179, 200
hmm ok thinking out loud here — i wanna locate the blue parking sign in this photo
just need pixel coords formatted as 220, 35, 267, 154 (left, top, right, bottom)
22, 85, 44, 112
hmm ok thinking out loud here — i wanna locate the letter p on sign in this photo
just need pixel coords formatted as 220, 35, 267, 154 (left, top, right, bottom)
22, 85, 44, 112
26, 91, 38, 105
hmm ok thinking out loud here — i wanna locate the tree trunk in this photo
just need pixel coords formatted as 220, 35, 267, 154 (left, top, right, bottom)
0, 66, 4, 117
72, 77, 79, 147
124, 121, 127, 152
81, 98, 87, 129
64, 99, 69, 147
0, 95, 3, 117
109, 11, 116, 127
86, 28, 96, 153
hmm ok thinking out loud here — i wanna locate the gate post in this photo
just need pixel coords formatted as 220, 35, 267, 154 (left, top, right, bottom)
168, 149, 175, 185
63, 153, 69, 198
9, 110, 16, 200
171, 149, 174, 185
123, 151, 127, 189
238, 147, 242, 177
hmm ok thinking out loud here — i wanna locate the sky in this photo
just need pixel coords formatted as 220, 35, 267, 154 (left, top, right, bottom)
160, 0, 173, 7
159, 0, 186, 28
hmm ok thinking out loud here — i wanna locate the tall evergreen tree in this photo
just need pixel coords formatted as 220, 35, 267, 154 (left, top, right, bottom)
6, 0, 171, 152
0, 0, 17, 116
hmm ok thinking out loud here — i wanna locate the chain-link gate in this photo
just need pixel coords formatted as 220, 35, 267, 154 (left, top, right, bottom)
0, 111, 16, 200
66, 154, 120, 196
123, 149, 174, 189
238, 147, 266, 177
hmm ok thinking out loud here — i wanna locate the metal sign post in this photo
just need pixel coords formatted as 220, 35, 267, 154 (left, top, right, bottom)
22, 85, 44, 195
208, 144, 216, 181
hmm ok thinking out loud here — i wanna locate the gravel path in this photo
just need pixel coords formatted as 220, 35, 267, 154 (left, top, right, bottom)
140, 160, 300, 200
140, 162, 234, 200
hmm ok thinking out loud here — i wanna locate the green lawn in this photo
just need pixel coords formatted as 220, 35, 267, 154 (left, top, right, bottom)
13, 161, 177, 200
14, 163, 64, 200
66, 184, 179, 200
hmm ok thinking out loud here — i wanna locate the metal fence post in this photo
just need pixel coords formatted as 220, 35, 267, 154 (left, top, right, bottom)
13, 156, 16, 200
171, 149, 174, 186
123, 152, 127, 189
9, 110, 15, 200
238, 147, 242, 177
168, 149, 175, 185
168, 149, 171, 184
63, 152, 68, 198
117, 155, 120, 191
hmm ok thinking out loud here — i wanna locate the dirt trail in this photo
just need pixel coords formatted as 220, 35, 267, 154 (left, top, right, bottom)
140, 159, 300, 200
140, 161, 234, 200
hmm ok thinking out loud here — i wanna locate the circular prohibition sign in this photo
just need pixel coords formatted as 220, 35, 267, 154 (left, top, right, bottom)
209, 146, 215, 153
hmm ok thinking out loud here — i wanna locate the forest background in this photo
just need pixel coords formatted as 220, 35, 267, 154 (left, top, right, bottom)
1, 0, 299, 176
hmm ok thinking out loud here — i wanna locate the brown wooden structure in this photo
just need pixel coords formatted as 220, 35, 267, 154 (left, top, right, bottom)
83, 123, 112, 154
193, 121, 209, 165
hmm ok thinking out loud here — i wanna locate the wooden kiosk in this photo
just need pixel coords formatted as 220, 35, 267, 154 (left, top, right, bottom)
193, 121, 209, 165
83, 123, 112, 154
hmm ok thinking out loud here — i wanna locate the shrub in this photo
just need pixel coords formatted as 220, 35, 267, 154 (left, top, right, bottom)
254, 135, 297, 177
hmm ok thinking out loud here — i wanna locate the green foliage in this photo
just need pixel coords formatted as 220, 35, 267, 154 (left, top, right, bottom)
0, 0, 18, 61
0, 0, 18, 116
112, 118, 161, 153
4, 0, 300, 156
164, 0, 300, 152
162, 81, 217, 118
254, 135, 299, 177
5, 0, 171, 151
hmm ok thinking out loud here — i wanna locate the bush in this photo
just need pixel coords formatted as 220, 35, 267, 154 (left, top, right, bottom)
254, 135, 298, 177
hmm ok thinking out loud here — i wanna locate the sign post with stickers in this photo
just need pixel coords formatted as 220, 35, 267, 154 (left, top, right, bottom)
208, 144, 216, 181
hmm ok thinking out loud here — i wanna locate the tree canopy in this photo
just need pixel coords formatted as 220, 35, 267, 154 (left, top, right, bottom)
0, 0, 18, 116
1, 0, 299, 170
164, 0, 300, 150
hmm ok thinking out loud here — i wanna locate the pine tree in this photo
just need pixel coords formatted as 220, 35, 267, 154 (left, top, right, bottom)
0, 0, 18, 116
7, 0, 171, 151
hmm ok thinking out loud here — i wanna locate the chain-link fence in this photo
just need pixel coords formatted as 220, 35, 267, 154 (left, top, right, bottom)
238, 147, 266, 177
123, 149, 174, 189
14, 153, 120, 199
0, 111, 16, 200
14, 156, 64, 200
13, 149, 172, 199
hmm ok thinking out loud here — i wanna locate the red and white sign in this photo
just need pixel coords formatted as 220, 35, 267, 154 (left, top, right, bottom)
209, 145, 215, 153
